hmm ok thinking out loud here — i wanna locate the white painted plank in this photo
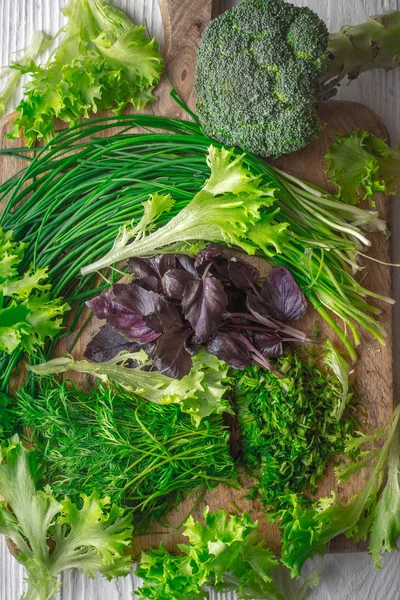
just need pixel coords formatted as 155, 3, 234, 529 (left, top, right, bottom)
1, 1, 400, 599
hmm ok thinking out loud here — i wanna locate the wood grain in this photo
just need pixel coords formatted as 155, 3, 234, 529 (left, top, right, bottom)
0, 0, 399, 599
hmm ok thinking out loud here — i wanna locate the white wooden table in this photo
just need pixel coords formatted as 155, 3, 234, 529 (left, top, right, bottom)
1, 1, 400, 599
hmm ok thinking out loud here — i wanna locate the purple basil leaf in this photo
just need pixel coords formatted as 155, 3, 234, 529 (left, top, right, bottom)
246, 291, 279, 330
182, 277, 228, 342
86, 288, 161, 343
128, 257, 160, 280
84, 324, 141, 363
86, 291, 115, 320
261, 267, 307, 322
113, 283, 162, 317
228, 257, 260, 291
177, 254, 198, 277
159, 301, 185, 331
162, 269, 197, 300
211, 257, 230, 282
207, 332, 252, 369
154, 330, 192, 379
225, 287, 247, 313
133, 276, 160, 293
194, 243, 223, 271
158, 254, 178, 277
253, 331, 284, 358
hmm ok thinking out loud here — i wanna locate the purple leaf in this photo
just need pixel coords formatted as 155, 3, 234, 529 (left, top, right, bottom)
261, 268, 307, 322
162, 269, 197, 300
133, 276, 160, 293
228, 257, 260, 290
84, 324, 141, 363
86, 288, 161, 343
225, 288, 247, 313
182, 277, 228, 342
177, 255, 198, 277
194, 243, 223, 270
207, 332, 252, 369
158, 254, 178, 277
253, 332, 283, 358
246, 291, 279, 330
112, 283, 162, 317
154, 330, 192, 379
128, 257, 160, 280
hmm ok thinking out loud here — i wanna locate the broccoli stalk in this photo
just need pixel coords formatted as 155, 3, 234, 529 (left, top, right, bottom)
320, 11, 400, 99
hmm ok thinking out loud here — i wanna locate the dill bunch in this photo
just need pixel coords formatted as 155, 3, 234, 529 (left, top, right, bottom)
15, 379, 238, 530
232, 347, 358, 509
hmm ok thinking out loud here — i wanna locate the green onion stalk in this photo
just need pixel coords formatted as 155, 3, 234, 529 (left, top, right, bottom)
0, 113, 392, 390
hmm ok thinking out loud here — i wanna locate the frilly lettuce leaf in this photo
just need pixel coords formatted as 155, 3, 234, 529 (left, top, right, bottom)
27, 349, 232, 426
0, 437, 133, 600
135, 507, 319, 600
279, 404, 400, 577
0, 31, 52, 117
0, 228, 26, 282
81, 146, 284, 276
0, 227, 69, 355
9, 0, 163, 146
326, 130, 400, 205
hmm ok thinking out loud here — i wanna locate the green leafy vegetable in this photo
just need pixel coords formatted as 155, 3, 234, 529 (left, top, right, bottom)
80, 146, 284, 275
0, 228, 69, 356
233, 345, 356, 509
0, 437, 133, 600
326, 130, 400, 204
0, 31, 52, 117
15, 381, 238, 529
279, 404, 400, 577
27, 349, 232, 426
135, 507, 320, 600
9, 0, 163, 145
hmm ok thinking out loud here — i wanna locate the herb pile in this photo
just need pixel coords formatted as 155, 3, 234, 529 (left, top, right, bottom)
233, 345, 356, 509
0, 115, 391, 378
85, 246, 309, 380
0, 0, 399, 598
0, 438, 133, 600
16, 380, 238, 529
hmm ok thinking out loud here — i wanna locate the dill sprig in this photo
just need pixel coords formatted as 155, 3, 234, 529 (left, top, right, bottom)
232, 347, 358, 509
15, 379, 238, 530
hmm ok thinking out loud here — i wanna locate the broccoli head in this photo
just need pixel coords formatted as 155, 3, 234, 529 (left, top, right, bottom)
195, 1, 400, 158
195, 0, 329, 158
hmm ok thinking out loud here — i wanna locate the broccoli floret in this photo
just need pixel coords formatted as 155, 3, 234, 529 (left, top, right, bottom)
195, 0, 329, 158
195, 1, 400, 158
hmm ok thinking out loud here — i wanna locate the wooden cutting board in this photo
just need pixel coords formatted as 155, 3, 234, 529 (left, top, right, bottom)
0, 0, 393, 557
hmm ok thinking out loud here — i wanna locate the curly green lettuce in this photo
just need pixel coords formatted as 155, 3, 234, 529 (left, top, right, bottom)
279, 404, 400, 577
0, 437, 133, 600
9, 0, 163, 146
80, 146, 288, 276
0, 31, 52, 117
0, 228, 69, 355
135, 507, 320, 600
326, 130, 400, 205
